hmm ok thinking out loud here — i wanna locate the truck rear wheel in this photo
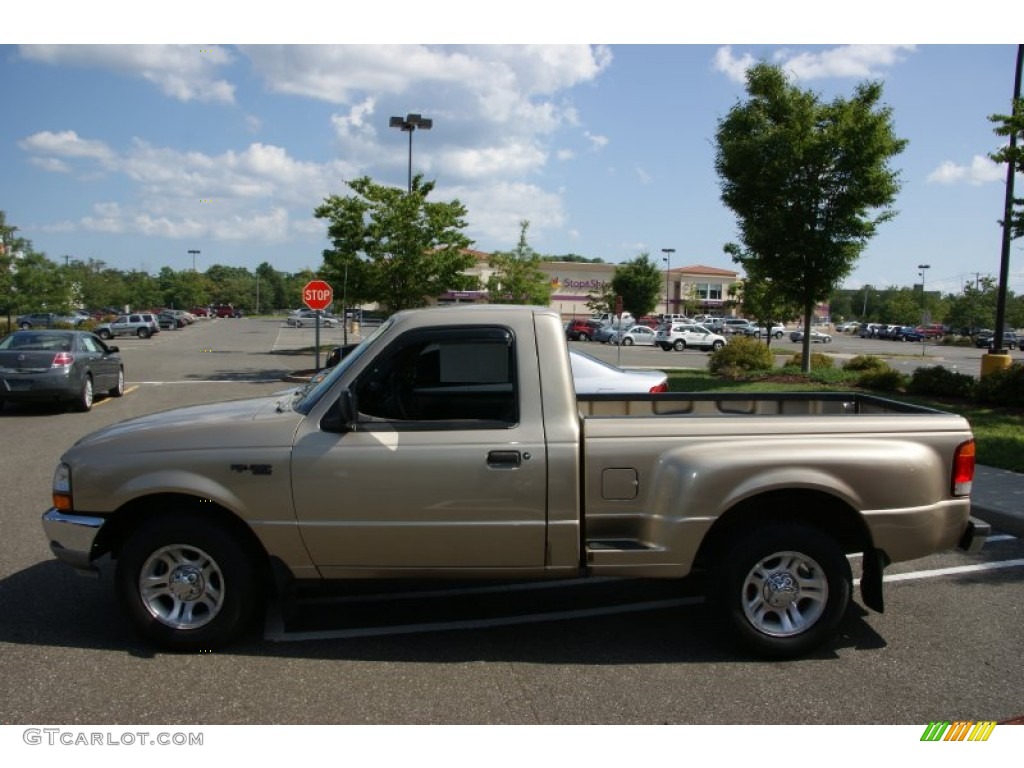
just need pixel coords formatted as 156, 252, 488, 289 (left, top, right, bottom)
712, 524, 851, 659
115, 514, 263, 651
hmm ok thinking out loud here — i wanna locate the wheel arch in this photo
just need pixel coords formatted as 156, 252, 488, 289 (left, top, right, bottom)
99, 493, 275, 587
694, 488, 872, 571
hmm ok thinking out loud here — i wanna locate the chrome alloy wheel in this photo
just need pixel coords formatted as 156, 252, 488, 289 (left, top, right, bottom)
139, 544, 225, 630
740, 550, 828, 638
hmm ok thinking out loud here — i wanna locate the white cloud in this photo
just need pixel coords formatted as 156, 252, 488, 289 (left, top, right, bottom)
584, 131, 608, 151
450, 180, 566, 246
19, 130, 114, 161
18, 44, 235, 103
714, 46, 755, 83
713, 44, 916, 83
440, 142, 547, 179
775, 45, 916, 80
634, 167, 652, 185
927, 155, 1005, 186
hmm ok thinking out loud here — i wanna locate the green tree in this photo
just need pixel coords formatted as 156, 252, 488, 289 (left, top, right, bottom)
315, 174, 477, 313
486, 221, 553, 305
610, 252, 662, 320
989, 95, 1024, 241
714, 63, 907, 371
255, 262, 285, 313
729, 248, 800, 348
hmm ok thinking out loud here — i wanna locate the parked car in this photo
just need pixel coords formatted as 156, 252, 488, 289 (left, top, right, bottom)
156, 312, 186, 330
569, 349, 669, 394
566, 319, 603, 341
655, 323, 727, 352
719, 318, 756, 335
610, 325, 658, 346
212, 304, 242, 318
893, 326, 925, 342
975, 330, 1019, 350
743, 322, 786, 339
287, 310, 338, 328
94, 313, 160, 339
0, 330, 124, 412
789, 330, 833, 343
592, 324, 619, 343
836, 321, 861, 333
15, 312, 84, 329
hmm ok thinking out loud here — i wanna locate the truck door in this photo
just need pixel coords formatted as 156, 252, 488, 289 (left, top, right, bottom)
291, 325, 548, 571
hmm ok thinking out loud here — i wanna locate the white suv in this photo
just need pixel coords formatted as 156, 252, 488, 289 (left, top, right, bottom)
655, 323, 727, 352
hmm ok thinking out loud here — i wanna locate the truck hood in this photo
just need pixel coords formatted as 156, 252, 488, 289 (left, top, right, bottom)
67, 394, 305, 456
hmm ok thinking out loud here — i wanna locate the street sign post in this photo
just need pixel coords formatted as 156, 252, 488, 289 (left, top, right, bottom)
302, 280, 333, 370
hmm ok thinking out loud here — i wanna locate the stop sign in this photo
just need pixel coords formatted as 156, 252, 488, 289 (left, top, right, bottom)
302, 280, 333, 312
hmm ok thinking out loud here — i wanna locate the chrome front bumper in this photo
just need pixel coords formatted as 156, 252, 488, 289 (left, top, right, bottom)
41, 508, 107, 573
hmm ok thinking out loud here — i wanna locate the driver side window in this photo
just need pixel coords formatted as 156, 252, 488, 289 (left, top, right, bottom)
354, 327, 518, 427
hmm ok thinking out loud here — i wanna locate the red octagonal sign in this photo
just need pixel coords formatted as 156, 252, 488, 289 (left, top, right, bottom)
302, 279, 333, 312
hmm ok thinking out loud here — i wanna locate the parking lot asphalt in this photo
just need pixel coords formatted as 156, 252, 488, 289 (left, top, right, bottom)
972, 464, 1024, 537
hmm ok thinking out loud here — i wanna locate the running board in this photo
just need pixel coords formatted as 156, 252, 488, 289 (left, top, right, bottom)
586, 539, 665, 567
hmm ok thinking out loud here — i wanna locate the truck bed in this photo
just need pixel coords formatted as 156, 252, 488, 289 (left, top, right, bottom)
577, 391, 944, 417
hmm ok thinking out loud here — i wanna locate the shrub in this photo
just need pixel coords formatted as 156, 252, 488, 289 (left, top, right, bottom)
843, 355, 889, 373
857, 368, 907, 392
708, 336, 774, 375
785, 352, 834, 370
975, 363, 1024, 408
907, 365, 976, 399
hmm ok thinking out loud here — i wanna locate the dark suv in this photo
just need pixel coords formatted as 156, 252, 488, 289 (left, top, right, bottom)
565, 319, 603, 341
975, 330, 1019, 350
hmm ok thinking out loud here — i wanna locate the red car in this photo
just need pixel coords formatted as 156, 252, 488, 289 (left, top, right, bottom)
565, 319, 603, 341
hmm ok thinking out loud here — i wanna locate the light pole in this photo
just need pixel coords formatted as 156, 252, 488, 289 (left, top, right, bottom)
389, 113, 432, 192
917, 263, 930, 317
188, 249, 201, 272
661, 248, 675, 315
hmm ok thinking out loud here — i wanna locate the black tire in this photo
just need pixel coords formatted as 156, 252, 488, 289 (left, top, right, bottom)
673, 339, 686, 351
73, 374, 94, 412
115, 514, 264, 651
711, 340, 724, 351
97, 329, 112, 340
20, 322, 32, 329
623, 337, 634, 346
579, 333, 590, 341
109, 367, 125, 397
137, 328, 151, 339
711, 523, 851, 659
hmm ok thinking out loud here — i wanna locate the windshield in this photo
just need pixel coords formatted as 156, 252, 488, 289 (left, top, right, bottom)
288, 319, 393, 415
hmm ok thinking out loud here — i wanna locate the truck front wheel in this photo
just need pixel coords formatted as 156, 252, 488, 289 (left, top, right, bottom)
712, 524, 851, 659
115, 514, 264, 651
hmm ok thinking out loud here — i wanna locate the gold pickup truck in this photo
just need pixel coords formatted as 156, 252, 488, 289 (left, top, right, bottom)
41, 305, 987, 657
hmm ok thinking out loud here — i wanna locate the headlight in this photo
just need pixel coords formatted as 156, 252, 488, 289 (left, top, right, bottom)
52, 463, 73, 511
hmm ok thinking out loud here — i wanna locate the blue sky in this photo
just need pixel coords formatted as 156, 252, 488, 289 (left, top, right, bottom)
3, 11, 1023, 297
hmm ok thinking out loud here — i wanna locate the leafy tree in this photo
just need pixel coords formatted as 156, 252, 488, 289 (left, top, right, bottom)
585, 283, 615, 317
255, 262, 286, 313
989, 95, 1024, 241
486, 221, 553, 305
728, 246, 800, 347
610, 252, 662, 320
551, 253, 606, 264
315, 174, 477, 314
714, 63, 907, 371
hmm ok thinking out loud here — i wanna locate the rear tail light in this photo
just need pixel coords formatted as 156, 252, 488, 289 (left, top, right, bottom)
952, 440, 975, 496
649, 382, 668, 393
52, 352, 74, 368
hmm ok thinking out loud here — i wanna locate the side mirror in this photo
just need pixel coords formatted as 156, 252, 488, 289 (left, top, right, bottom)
321, 389, 358, 433
108, 346, 120, 354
